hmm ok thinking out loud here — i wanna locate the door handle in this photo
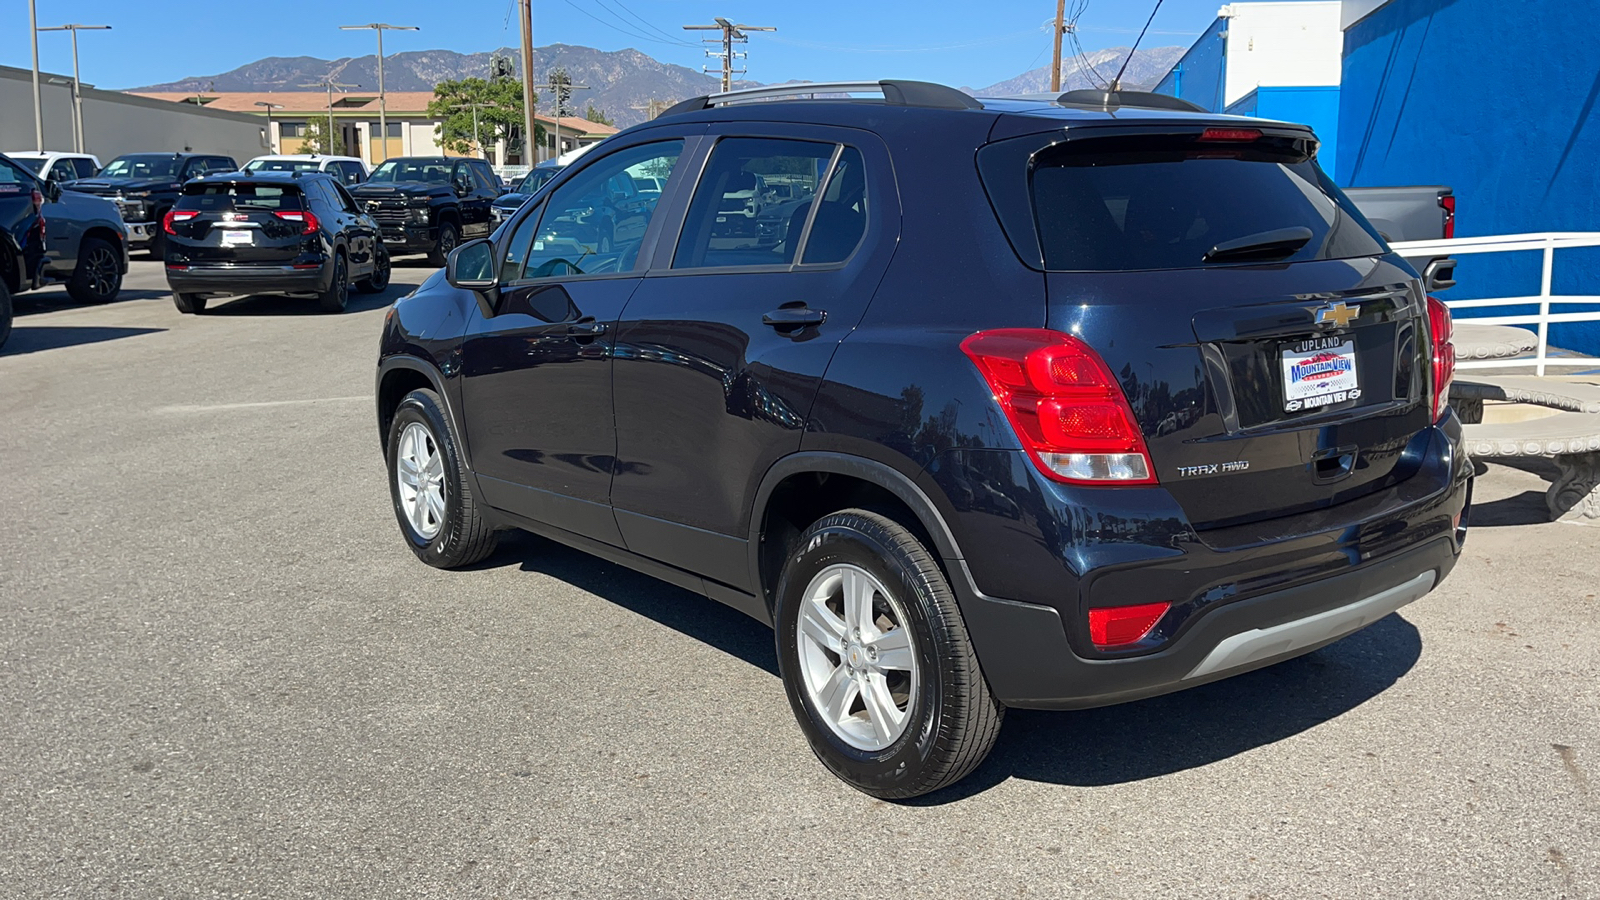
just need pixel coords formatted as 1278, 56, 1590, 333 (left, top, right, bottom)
566, 319, 608, 337
762, 307, 827, 328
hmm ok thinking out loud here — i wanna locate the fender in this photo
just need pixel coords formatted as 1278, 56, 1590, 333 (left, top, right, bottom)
375, 354, 466, 459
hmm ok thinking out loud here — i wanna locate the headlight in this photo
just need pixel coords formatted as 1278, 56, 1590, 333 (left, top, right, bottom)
407, 197, 431, 208
408, 207, 430, 223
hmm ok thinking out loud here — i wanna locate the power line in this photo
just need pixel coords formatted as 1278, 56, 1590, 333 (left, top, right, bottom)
597, 0, 694, 47
764, 30, 1036, 53
1110, 0, 1168, 91
563, 0, 697, 48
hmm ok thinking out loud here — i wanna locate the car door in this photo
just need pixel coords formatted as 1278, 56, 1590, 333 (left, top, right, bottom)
456, 138, 689, 545
607, 128, 899, 589
325, 180, 375, 274
452, 161, 493, 241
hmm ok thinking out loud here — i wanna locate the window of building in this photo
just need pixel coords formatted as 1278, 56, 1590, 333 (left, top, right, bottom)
368, 122, 403, 138
279, 122, 307, 137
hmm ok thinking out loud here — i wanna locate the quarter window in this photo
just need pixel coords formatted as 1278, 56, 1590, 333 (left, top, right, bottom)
499, 140, 683, 283
672, 138, 837, 270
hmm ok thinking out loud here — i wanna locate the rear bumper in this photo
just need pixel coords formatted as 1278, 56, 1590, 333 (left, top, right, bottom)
938, 415, 1472, 709
165, 263, 329, 295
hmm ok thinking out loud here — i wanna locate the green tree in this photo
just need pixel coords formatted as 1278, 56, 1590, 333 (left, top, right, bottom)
301, 118, 346, 155
583, 103, 614, 127
429, 77, 543, 157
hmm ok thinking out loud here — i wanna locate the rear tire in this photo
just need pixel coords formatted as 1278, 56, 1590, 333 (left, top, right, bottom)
0, 279, 13, 351
146, 227, 166, 261
385, 388, 498, 568
775, 509, 1004, 800
172, 292, 207, 314
356, 245, 391, 294
67, 237, 123, 305
317, 253, 349, 313
426, 220, 459, 267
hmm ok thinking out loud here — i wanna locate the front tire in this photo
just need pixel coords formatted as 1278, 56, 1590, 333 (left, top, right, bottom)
317, 253, 348, 313
386, 388, 498, 568
775, 509, 1004, 800
427, 220, 459, 267
67, 237, 123, 304
172, 292, 207, 314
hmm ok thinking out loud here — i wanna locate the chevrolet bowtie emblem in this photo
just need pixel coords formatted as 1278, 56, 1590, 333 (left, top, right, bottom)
1314, 301, 1361, 328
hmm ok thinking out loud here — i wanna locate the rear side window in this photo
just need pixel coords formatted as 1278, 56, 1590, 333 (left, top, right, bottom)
176, 183, 303, 212
1027, 133, 1385, 271
671, 137, 838, 270
72, 158, 98, 179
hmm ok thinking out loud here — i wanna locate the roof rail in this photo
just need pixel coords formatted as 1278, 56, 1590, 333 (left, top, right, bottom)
658, 79, 983, 118
1054, 89, 1206, 113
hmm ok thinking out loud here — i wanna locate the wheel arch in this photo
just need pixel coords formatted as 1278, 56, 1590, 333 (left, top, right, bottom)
79, 225, 126, 265
376, 355, 452, 451
748, 452, 964, 615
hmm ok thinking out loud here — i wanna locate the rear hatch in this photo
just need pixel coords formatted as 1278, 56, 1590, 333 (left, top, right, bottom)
166, 181, 314, 265
999, 126, 1432, 529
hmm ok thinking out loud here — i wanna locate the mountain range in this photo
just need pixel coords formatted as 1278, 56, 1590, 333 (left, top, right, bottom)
130, 44, 1184, 129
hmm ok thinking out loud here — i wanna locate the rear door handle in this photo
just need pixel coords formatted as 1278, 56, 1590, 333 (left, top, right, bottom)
762, 307, 827, 328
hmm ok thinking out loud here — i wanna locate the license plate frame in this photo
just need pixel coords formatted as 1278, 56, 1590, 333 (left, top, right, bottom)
220, 229, 253, 247
1281, 336, 1360, 412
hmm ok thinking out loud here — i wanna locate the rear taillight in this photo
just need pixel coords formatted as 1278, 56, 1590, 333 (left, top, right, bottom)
1439, 194, 1456, 240
961, 329, 1156, 485
1089, 602, 1171, 648
31, 188, 43, 211
274, 210, 319, 235
1427, 296, 1455, 421
163, 209, 198, 234
1198, 127, 1262, 142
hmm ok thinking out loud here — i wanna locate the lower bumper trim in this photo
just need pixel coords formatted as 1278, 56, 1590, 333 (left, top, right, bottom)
1184, 570, 1436, 680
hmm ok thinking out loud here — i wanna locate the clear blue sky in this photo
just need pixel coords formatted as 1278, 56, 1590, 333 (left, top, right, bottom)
7, 0, 1249, 91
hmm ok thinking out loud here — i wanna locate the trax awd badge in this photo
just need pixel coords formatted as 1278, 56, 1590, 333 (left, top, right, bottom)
1176, 460, 1251, 478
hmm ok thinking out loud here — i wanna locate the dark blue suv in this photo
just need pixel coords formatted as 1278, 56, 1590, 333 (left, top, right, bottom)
374, 81, 1472, 799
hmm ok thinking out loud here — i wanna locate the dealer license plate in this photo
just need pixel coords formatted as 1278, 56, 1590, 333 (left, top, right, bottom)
1281, 337, 1360, 412
221, 230, 253, 246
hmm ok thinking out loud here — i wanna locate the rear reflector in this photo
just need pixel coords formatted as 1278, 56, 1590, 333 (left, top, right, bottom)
1089, 602, 1171, 647
961, 329, 1156, 485
1427, 296, 1455, 421
1198, 127, 1262, 142
1439, 194, 1456, 240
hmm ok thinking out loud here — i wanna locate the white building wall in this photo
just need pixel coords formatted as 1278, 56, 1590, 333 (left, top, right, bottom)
407, 121, 441, 156
1219, 1, 1345, 107
0, 65, 267, 163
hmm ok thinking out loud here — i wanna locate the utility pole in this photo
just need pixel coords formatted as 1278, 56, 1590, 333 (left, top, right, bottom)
38, 24, 112, 154
300, 78, 359, 155
631, 98, 669, 121
545, 68, 589, 161
518, 0, 538, 163
683, 18, 775, 93
1050, 0, 1067, 92
255, 101, 284, 153
29, 0, 43, 151
340, 23, 418, 165
443, 101, 484, 158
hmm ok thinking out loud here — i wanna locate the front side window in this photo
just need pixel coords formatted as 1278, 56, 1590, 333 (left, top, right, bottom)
499, 140, 683, 283
672, 138, 845, 270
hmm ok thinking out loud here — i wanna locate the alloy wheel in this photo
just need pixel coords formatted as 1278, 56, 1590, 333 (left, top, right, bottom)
795, 563, 919, 751
85, 246, 119, 296
395, 421, 446, 540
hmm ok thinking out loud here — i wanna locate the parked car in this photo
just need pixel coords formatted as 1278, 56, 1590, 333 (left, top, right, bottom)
0, 152, 128, 351
8, 151, 102, 187
163, 170, 389, 314
374, 82, 1472, 799
66, 152, 238, 258
1346, 185, 1457, 289
243, 154, 369, 187
349, 156, 500, 264
489, 164, 563, 228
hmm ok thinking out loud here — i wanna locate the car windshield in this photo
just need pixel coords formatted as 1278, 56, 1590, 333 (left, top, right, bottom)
13, 157, 46, 174
245, 159, 322, 174
100, 155, 179, 179
516, 168, 560, 193
368, 159, 452, 184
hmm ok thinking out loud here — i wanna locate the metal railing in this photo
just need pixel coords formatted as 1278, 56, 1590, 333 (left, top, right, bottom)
1390, 232, 1600, 376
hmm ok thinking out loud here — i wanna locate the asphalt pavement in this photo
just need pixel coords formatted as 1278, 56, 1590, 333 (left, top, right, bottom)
0, 259, 1595, 898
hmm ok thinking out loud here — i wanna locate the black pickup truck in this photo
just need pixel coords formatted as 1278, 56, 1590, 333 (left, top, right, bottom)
1, 153, 129, 351
350, 156, 500, 264
65, 153, 238, 258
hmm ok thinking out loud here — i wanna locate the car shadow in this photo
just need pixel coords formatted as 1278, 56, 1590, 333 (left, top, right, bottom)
472, 530, 1422, 801
200, 282, 422, 317
11, 289, 172, 316
1, 325, 166, 355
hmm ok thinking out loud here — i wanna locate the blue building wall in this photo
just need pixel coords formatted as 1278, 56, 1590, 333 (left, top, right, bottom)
1153, 17, 1229, 113
1227, 85, 1342, 175
1338, 0, 1600, 351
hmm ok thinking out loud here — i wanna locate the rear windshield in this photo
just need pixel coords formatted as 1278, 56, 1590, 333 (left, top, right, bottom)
1029, 134, 1385, 271
176, 183, 303, 212
245, 159, 321, 174
100, 155, 179, 179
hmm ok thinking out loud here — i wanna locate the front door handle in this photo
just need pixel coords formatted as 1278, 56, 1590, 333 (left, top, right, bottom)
762, 307, 827, 328
566, 319, 608, 337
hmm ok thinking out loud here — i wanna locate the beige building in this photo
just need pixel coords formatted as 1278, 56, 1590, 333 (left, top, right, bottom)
1, 64, 268, 163
131, 91, 618, 166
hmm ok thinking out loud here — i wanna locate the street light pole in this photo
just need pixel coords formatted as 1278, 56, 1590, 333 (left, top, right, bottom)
341, 23, 418, 165
255, 101, 284, 153
38, 24, 112, 154
29, 0, 42, 150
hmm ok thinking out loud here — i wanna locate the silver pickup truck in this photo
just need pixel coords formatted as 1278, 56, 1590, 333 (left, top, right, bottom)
1346, 185, 1456, 290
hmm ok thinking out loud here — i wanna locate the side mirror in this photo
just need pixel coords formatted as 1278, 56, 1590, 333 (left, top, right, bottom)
446, 238, 500, 317
44, 181, 62, 203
